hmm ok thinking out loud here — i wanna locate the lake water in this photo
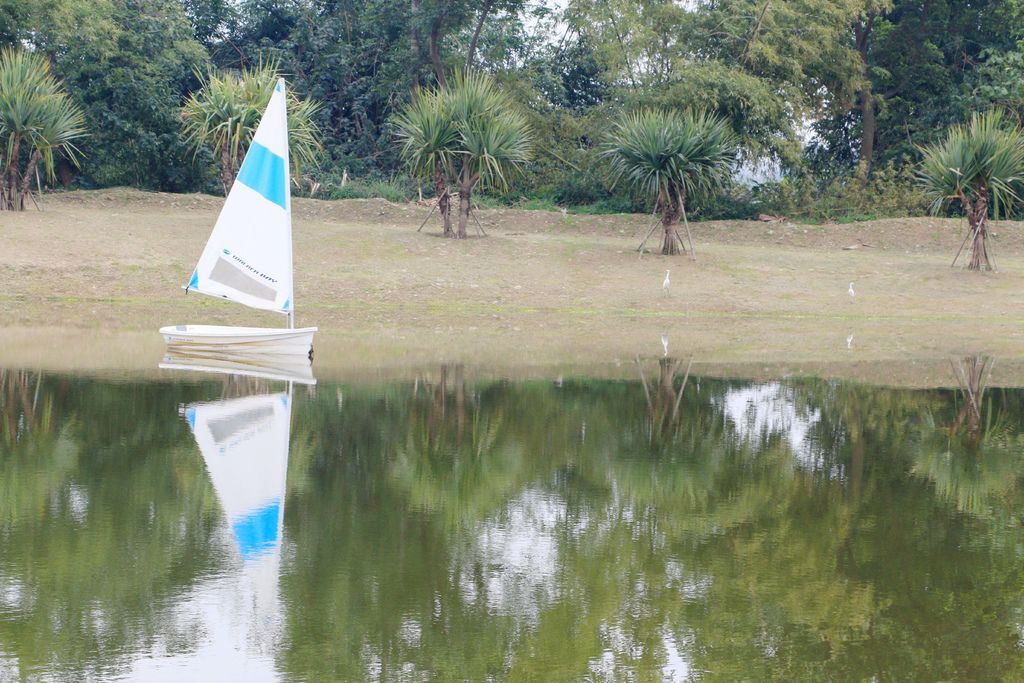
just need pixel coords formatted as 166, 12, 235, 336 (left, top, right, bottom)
2, 359, 1023, 681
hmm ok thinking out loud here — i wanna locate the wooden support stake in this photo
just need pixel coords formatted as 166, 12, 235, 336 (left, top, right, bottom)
951, 225, 973, 267
636, 217, 662, 252
417, 201, 439, 232
470, 203, 487, 236
681, 205, 696, 261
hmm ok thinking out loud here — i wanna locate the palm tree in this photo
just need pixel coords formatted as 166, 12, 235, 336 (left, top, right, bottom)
182, 61, 322, 195
0, 47, 86, 211
393, 88, 458, 236
918, 110, 1024, 271
603, 109, 737, 256
393, 72, 531, 239
448, 71, 532, 239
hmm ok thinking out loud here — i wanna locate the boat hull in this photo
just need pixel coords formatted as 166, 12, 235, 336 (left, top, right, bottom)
160, 325, 317, 356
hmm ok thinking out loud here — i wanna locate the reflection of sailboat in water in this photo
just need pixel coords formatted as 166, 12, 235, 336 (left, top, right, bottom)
160, 347, 316, 385
128, 386, 295, 680
187, 389, 292, 562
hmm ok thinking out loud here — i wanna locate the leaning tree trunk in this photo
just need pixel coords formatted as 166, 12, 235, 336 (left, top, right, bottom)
435, 166, 452, 237
961, 191, 992, 271
17, 149, 42, 211
659, 190, 684, 255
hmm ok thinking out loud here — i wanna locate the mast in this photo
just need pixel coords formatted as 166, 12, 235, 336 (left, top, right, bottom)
281, 76, 296, 330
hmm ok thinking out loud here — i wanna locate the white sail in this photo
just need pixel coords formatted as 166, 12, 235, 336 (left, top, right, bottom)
186, 78, 294, 314
185, 392, 292, 561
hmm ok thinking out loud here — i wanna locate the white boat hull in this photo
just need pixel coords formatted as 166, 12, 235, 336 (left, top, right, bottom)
160, 325, 317, 356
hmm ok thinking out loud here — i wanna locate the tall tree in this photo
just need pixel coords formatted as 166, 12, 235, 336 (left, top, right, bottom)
567, 0, 862, 167
816, 0, 1022, 178
11, 0, 210, 191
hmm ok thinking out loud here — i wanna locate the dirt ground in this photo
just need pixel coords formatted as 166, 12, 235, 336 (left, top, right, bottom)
2, 188, 1024, 386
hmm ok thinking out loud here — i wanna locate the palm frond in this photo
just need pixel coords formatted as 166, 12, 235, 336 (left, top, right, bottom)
917, 109, 1024, 218
601, 108, 737, 208
392, 87, 458, 182
0, 47, 86, 173
182, 59, 323, 179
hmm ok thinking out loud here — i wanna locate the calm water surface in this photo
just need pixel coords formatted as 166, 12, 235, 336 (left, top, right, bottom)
2, 360, 1024, 681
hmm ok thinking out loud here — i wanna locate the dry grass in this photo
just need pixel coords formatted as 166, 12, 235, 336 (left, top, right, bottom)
2, 188, 1024, 384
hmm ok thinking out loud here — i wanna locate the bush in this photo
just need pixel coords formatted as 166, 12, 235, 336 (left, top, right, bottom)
689, 185, 760, 220
326, 178, 415, 203
752, 162, 929, 222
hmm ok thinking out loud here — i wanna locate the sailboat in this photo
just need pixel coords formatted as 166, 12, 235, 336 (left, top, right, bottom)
160, 78, 317, 357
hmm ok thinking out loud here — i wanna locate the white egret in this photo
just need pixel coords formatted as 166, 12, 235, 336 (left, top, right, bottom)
661, 334, 669, 357
847, 333, 854, 350
848, 282, 855, 300
663, 269, 671, 294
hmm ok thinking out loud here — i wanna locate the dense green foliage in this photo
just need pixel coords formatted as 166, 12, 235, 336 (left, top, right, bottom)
4, 0, 1024, 219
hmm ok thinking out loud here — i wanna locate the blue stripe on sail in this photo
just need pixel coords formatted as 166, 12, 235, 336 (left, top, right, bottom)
187, 269, 199, 290
236, 141, 287, 209
232, 500, 281, 561
186, 407, 196, 430
275, 82, 282, 92
283, 297, 290, 311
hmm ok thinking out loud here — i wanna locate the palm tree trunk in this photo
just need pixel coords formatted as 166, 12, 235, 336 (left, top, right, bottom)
3, 133, 22, 210
435, 166, 452, 236
966, 192, 991, 271
660, 190, 682, 255
18, 149, 42, 211
220, 143, 234, 195
457, 186, 471, 239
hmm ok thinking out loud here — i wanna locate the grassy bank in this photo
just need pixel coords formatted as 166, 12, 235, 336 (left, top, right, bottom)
2, 188, 1023, 382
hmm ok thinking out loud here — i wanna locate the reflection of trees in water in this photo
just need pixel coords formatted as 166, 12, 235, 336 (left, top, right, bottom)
636, 356, 692, 445
1, 369, 62, 447
392, 364, 522, 525
911, 356, 1024, 516
949, 356, 993, 437
277, 368, 1024, 679
6, 369, 1024, 680
0, 373, 233, 679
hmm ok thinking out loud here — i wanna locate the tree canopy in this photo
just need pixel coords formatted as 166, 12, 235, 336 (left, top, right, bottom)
2, 0, 1023, 218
